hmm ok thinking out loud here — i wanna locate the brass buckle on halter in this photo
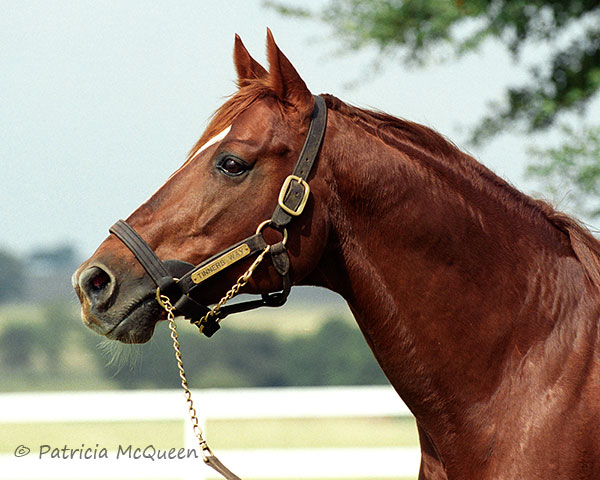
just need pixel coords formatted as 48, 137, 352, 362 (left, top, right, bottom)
278, 175, 310, 216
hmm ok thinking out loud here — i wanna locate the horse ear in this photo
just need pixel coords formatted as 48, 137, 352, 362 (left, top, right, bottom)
234, 34, 268, 86
266, 28, 312, 109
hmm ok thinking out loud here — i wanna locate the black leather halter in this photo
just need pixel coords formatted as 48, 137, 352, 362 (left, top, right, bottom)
109, 95, 327, 337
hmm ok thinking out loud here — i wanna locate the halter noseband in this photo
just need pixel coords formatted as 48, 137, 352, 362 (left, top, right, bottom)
109, 95, 327, 337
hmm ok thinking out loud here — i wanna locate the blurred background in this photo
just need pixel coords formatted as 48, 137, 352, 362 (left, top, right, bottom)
1, 1, 599, 479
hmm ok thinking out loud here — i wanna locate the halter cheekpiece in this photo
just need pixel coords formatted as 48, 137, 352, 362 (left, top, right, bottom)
109, 95, 327, 337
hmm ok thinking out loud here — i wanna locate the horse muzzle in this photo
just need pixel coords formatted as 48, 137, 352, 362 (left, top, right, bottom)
73, 260, 164, 343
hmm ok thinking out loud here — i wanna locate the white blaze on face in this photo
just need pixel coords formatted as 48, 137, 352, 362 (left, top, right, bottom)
136, 125, 233, 212
186, 125, 232, 163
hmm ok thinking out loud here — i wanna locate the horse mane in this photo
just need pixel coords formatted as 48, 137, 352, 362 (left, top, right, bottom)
539, 207, 600, 287
190, 85, 600, 288
321, 94, 600, 288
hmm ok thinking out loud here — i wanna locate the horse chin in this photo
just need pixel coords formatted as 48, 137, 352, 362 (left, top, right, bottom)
81, 295, 161, 344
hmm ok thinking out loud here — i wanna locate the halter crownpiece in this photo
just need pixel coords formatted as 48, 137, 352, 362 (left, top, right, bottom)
109, 95, 327, 337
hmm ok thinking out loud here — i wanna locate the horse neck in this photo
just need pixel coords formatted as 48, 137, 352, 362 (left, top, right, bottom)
313, 108, 596, 451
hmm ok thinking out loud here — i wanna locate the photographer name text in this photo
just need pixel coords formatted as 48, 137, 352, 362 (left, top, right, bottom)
16, 444, 199, 461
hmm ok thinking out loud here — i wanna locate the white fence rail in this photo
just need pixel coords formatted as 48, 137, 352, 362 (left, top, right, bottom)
0, 386, 420, 479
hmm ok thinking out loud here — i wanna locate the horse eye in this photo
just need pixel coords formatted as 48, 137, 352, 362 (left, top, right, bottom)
218, 156, 248, 176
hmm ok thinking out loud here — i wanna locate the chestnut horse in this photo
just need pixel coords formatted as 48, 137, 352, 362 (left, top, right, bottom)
74, 32, 600, 479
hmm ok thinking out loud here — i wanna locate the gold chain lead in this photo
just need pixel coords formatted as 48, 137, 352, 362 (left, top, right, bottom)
157, 244, 271, 463
159, 294, 214, 461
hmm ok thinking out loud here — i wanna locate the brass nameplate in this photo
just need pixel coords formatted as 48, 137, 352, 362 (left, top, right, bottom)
191, 244, 251, 284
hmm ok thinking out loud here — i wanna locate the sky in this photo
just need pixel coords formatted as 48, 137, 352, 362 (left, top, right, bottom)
2, 1, 598, 258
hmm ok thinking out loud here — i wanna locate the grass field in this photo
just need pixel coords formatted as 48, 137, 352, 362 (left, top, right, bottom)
0, 416, 418, 452
207, 416, 419, 449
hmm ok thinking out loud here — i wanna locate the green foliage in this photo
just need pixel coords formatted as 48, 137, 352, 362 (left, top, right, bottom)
0, 303, 103, 383
30, 244, 78, 270
105, 317, 388, 389
318, 0, 473, 62
0, 249, 25, 302
0, 323, 38, 369
38, 302, 74, 371
528, 125, 600, 219
0, 300, 388, 391
281, 318, 387, 386
269, 0, 600, 142
472, 28, 600, 144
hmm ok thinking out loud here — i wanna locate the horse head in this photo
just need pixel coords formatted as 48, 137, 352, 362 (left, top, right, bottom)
73, 31, 332, 343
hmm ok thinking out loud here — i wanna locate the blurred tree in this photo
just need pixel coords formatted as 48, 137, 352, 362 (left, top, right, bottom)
29, 244, 79, 271
267, 0, 600, 218
528, 124, 600, 219
283, 318, 388, 386
0, 323, 38, 369
174, 325, 286, 388
38, 302, 76, 372
0, 249, 25, 302
104, 318, 386, 389
0, 312, 386, 390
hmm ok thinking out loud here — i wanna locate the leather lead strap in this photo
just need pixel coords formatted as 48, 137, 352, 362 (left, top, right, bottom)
205, 455, 242, 480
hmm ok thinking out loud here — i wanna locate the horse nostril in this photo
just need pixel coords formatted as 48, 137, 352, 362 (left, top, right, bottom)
79, 266, 116, 310
90, 269, 110, 292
